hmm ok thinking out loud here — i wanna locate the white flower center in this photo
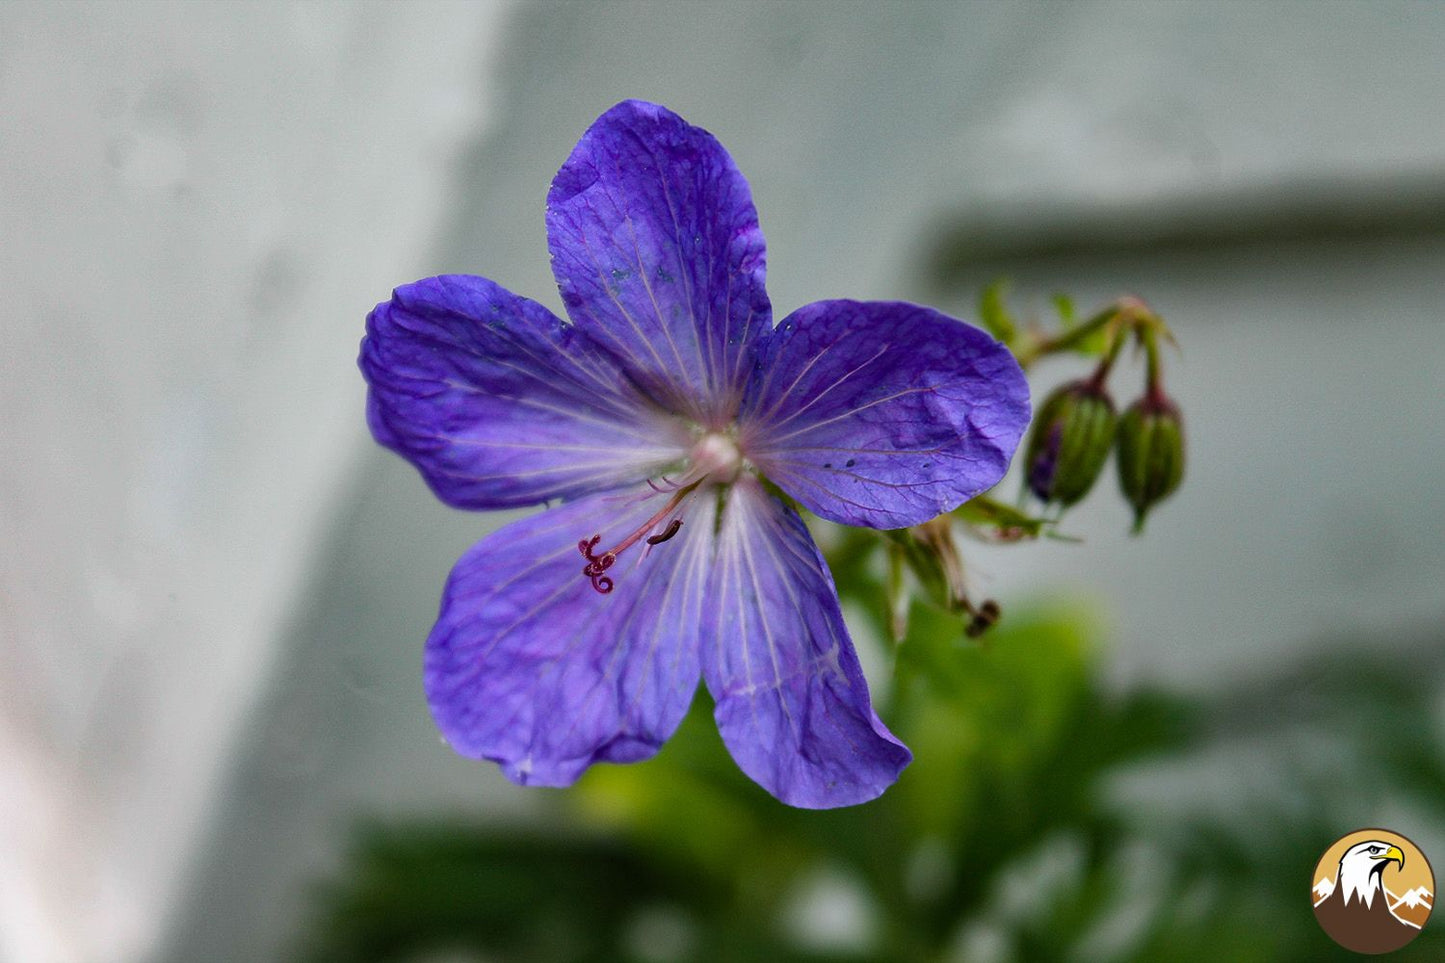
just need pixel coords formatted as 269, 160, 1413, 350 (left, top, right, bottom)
691, 432, 742, 484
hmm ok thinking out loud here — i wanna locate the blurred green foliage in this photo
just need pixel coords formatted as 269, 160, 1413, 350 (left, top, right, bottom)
296, 536, 1445, 963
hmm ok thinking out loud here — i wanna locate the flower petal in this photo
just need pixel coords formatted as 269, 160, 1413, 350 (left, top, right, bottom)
546, 100, 771, 427
740, 300, 1029, 529
361, 275, 690, 509
701, 477, 910, 808
425, 484, 715, 786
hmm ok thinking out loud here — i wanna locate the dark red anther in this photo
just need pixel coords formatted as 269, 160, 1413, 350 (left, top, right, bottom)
587, 569, 614, 594
645, 518, 683, 545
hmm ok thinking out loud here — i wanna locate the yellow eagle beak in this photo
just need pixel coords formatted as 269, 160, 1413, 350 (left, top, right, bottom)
1384, 845, 1406, 868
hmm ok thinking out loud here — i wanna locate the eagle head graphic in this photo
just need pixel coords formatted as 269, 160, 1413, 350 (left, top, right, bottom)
1314, 839, 1420, 953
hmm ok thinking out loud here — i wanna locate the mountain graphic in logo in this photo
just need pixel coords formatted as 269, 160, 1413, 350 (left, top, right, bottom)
1389, 886, 1434, 928
1312, 829, 1433, 954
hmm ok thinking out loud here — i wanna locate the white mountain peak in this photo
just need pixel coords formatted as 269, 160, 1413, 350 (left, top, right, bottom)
1389, 887, 1434, 910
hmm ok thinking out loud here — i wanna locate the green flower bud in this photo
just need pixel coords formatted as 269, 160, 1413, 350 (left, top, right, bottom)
1115, 392, 1185, 532
1024, 379, 1117, 507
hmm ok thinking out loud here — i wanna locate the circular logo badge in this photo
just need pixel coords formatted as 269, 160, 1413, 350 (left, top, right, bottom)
1312, 828, 1433, 954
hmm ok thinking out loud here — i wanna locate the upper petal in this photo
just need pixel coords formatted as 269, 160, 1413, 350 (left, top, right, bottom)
700, 477, 911, 808
739, 300, 1029, 529
425, 483, 715, 786
360, 275, 691, 509
546, 100, 771, 427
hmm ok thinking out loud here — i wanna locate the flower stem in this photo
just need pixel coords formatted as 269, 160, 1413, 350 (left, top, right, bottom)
1139, 321, 1165, 399
1014, 302, 1120, 369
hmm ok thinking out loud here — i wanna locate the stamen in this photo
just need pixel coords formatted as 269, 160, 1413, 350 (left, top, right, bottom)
577, 481, 701, 594
645, 518, 683, 545
578, 535, 617, 594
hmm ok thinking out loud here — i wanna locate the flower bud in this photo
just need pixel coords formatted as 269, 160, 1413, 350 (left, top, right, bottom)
1024, 379, 1117, 506
1115, 392, 1184, 532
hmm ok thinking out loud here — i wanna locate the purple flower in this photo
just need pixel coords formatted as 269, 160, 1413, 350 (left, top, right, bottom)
360, 101, 1028, 808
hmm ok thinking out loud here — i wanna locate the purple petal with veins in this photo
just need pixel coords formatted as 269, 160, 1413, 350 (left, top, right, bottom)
740, 300, 1029, 529
701, 477, 910, 808
426, 483, 714, 785
547, 100, 771, 427
362, 274, 690, 509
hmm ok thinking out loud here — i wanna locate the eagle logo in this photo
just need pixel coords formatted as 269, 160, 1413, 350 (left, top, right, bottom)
1312, 829, 1433, 954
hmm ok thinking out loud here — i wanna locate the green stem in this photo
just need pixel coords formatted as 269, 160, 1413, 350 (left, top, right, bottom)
1086, 324, 1128, 389
955, 493, 1048, 539
1014, 302, 1124, 369
1139, 322, 1164, 398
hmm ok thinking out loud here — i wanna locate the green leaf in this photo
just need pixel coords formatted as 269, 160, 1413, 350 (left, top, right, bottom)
1052, 292, 1077, 328
978, 278, 1017, 344
953, 496, 1048, 541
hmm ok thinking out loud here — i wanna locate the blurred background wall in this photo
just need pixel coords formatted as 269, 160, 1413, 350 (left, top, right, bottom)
2, 2, 1443, 962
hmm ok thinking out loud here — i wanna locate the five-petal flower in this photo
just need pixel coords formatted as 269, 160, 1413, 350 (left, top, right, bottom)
360, 100, 1029, 808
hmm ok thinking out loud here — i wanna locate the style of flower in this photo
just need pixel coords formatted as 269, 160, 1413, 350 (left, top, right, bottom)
360, 100, 1029, 808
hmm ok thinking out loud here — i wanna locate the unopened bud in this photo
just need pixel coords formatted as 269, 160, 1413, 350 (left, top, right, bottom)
1024, 380, 1117, 506
1115, 392, 1185, 532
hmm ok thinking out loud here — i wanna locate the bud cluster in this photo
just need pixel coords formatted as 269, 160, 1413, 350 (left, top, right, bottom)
1017, 297, 1185, 531
871, 289, 1189, 646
